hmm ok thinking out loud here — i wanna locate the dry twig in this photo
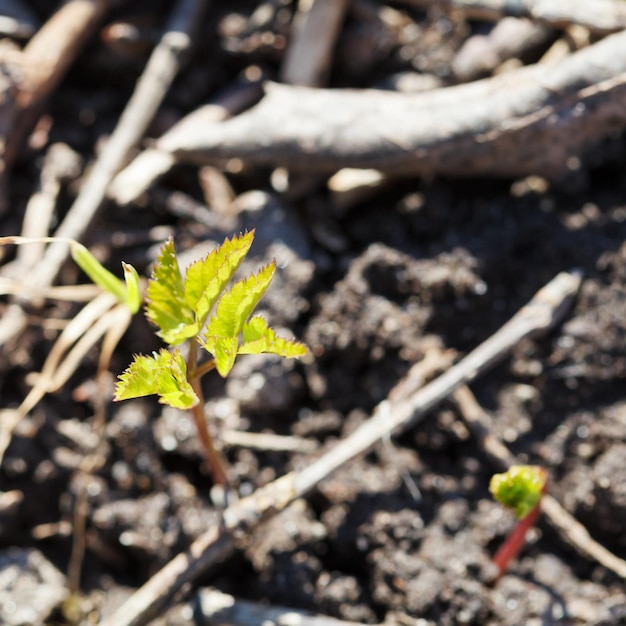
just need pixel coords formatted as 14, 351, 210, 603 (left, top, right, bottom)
280, 0, 351, 87
28, 0, 207, 291
6, 0, 119, 165
170, 587, 377, 626
0, 0, 206, 351
0, 0, 110, 216
101, 270, 581, 626
3, 143, 81, 276
108, 77, 264, 205
0, 143, 81, 349
220, 430, 318, 453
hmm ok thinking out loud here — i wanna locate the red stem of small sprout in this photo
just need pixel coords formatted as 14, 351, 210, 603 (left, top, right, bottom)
492, 479, 548, 576
492, 501, 542, 576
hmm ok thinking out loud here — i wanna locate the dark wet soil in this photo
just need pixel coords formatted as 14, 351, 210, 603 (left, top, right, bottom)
1, 2, 626, 625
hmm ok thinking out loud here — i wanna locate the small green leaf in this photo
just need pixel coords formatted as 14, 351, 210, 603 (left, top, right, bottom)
114, 348, 198, 409
71, 242, 127, 305
206, 261, 276, 340
239, 316, 308, 358
0, 237, 142, 314
489, 465, 547, 519
122, 262, 142, 314
184, 231, 254, 326
146, 238, 196, 345
203, 336, 239, 377
201, 262, 277, 376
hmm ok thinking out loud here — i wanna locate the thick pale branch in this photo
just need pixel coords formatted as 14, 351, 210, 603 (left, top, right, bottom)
161, 30, 626, 181
400, 0, 626, 35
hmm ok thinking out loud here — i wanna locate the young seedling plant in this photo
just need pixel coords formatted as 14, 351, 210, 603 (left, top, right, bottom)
489, 464, 547, 576
113, 230, 307, 487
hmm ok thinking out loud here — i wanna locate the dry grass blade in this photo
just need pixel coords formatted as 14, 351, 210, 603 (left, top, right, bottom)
0, 291, 121, 466
67, 303, 134, 592
0, 279, 101, 301
46, 303, 130, 394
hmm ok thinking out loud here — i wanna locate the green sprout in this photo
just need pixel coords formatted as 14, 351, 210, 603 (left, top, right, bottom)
71, 241, 142, 313
114, 230, 307, 485
489, 465, 547, 520
0, 236, 142, 314
489, 465, 548, 576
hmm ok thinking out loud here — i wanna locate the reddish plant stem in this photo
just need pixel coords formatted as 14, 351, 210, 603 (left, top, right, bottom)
187, 339, 229, 487
192, 357, 216, 380
492, 501, 542, 575
493, 475, 548, 577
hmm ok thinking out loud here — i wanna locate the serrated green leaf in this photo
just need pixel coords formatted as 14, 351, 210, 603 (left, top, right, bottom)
239, 316, 308, 358
203, 335, 239, 377
146, 238, 196, 345
200, 262, 310, 376
114, 349, 198, 409
184, 231, 255, 326
205, 261, 276, 340
489, 465, 547, 519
